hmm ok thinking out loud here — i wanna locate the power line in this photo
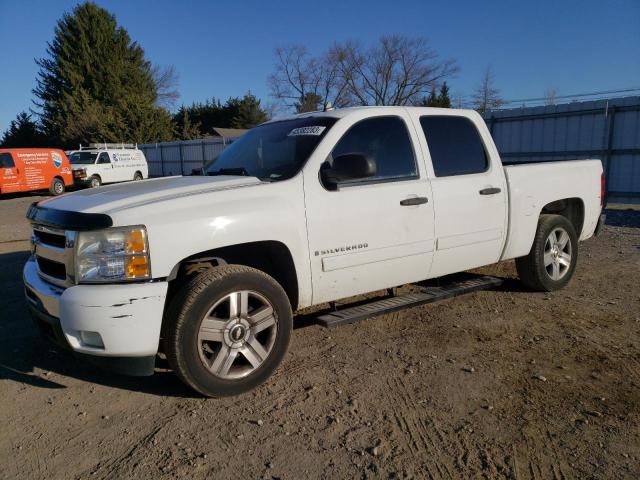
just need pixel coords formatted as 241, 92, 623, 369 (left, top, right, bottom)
502, 87, 640, 105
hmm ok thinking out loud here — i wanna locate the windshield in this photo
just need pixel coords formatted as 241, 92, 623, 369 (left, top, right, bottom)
205, 117, 337, 181
69, 151, 98, 165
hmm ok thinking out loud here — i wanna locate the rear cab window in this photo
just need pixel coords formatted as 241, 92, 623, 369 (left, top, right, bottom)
0, 152, 15, 168
330, 116, 417, 184
419, 116, 488, 177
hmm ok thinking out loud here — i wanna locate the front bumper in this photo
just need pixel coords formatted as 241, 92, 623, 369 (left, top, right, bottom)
23, 257, 168, 376
73, 178, 91, 187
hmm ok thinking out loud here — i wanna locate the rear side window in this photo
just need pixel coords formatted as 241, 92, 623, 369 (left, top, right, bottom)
0, 152, 15, 168
420, 116, 488, 177
331, 116, 417, 182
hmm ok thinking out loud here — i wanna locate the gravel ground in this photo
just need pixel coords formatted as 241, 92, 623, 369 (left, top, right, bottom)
0, 193, 639, 480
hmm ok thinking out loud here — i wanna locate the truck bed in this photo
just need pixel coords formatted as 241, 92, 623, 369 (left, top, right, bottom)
500, 159, 603, 261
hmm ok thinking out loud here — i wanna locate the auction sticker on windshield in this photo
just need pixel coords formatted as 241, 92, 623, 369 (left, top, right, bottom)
288, 126, 326, 136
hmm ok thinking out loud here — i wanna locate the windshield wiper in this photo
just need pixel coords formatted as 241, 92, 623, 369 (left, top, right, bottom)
207, 167, 250, 177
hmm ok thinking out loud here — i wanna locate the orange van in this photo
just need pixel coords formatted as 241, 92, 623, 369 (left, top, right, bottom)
0, 148, 73, 196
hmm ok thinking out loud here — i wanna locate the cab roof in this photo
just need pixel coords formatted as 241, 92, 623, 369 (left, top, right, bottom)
265, 105, 476, 123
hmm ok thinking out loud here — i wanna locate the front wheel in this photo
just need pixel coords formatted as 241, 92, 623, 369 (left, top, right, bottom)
516, 214, 578, 291
89, 175, 101, 188
164, 265, 292, 397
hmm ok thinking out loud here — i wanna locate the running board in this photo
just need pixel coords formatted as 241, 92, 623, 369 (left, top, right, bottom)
315, 274, 503, 328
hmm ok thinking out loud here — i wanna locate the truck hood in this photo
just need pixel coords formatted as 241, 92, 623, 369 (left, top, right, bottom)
37, 176, 263, 214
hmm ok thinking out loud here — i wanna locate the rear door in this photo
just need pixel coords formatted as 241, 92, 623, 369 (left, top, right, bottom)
136, 151, 148, 178
409, 112, 507, 277
0, 152, 24, 193
303, 111, 435, 304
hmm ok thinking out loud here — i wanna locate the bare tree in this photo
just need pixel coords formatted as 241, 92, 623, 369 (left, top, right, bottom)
544, 87, 558, 105
152, 65, 180, 108
268, 45, 349, 111
472, 66, 504, 113
330, 35, 458, 106
268, 36, 458, 110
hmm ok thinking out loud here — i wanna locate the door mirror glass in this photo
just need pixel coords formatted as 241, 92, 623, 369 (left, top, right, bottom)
321, 153, 376, 186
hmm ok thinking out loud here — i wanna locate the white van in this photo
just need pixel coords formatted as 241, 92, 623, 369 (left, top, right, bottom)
68, 144, 149, 187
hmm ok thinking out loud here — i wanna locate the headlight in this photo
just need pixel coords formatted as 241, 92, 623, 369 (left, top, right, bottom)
73, 168, 87, 179
75, 226, 151, 283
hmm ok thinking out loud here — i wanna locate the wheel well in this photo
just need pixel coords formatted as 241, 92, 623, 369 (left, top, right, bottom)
53, 176, 64, 182
166, 241, 299, 311
134, 170, 142, 177
540, 198, 584, 236
90, 174, 101, 180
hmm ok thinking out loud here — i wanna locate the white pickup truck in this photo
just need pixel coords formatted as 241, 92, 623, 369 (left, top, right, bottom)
23, 107, 605, 397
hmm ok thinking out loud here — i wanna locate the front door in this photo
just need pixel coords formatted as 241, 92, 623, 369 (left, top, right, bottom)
303, 112, 435, 304
0, 152, 23, 193
95, 152, 116, 183
412, 112, 507, 277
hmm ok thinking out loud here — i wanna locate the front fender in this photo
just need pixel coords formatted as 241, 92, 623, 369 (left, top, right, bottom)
110, 178, 313, 307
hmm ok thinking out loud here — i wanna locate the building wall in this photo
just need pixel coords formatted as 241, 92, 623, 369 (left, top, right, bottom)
139, 138, 231, 177
484, 96, 640, 204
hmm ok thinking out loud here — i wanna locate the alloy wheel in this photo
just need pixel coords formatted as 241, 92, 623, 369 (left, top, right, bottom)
197, 290, 278, 379
544, 227, 572, 280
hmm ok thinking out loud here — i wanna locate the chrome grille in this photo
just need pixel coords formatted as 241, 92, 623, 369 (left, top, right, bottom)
32, 224, 76, 287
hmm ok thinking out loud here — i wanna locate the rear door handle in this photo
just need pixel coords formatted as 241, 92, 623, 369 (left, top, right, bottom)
400, 197, 428, 206
479, 187, 501, 195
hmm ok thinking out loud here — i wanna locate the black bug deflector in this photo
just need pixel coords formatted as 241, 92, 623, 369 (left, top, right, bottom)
27, 203, 113, 231
315, 273, 503, 328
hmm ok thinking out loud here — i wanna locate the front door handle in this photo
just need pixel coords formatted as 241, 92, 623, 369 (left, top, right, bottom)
479, 187, 501, 195
400, 197, 428, 206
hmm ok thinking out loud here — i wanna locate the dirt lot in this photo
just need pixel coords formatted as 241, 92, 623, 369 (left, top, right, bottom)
0, 193, 638, 480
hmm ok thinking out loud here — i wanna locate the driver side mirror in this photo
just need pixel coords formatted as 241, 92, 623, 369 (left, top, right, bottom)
321, 153, 376, 187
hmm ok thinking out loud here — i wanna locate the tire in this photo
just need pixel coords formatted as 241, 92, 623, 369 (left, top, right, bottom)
89, 175, 101, 188
164, 265, 293, 397
49, 178, 65, 196
133, 172, 143, 181
515, 214, 578, 291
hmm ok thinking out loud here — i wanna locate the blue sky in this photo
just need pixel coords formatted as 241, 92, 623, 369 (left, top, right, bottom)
0, 0, 639, 130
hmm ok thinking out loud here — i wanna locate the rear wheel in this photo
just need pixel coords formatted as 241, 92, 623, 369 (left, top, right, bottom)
516, 214, 578, 291
89, 175, 101, 188
165, 265, 292, 397
49, 178, 65, 196
133, 172, 143, 181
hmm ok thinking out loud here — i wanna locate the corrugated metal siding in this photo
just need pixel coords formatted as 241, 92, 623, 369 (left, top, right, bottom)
485, 96, 640, 204
138, 138, 230, 177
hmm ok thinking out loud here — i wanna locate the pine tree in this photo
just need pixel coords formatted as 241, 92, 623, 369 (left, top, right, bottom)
421, 87, 439, 106
437, 82, 452, 108
231, 93, 269, 129
33, 2, 174, 147
296, 92, 322, 113
176, 107, 202, 140
0, 112, 47, 147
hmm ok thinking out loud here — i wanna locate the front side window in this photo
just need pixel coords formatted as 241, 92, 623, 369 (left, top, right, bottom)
97, 152, 111, 164
69, 152, 98, 165
205, 116, 337, 181
0, 152, 15, 168
419, 116, 488, 177
330, 116, 417, 182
